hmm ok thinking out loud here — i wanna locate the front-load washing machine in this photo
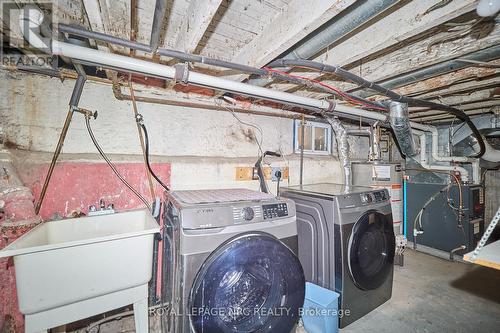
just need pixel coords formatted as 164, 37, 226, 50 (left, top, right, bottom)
281, 183, 395, 328
162, 188, 305, 333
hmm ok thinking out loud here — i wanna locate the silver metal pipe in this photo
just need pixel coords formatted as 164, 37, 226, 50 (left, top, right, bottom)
150, 0, 168, 53
247, 0, 399, 86
389, 102, 417, 157
354, 44, 500, 98
325, 116, 351, 187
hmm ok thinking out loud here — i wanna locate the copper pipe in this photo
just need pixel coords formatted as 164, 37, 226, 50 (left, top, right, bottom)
113, 84, 305, 120
35, 72, 87, 214
35, 107, 74, 214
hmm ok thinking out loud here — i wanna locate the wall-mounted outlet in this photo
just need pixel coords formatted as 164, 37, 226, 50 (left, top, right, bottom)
235, 166, 289, 181
271, 167, 284, 181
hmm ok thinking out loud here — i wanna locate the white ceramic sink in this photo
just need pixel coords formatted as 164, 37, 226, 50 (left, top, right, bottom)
0, 209, 160, 316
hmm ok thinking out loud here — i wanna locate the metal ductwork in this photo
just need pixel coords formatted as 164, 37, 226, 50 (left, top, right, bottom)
452, 114, 500, 167
247, 0, 399, 86
324, 116, 351, 187
353, 44, 500, 99
389, 102, 417, 157
150, 0, 168, 53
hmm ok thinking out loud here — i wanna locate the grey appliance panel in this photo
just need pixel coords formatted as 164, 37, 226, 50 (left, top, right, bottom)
285, 183, 374, 197
405, 183, 485, 254
282, 184, 394, 328
335, 210, 394, 328
351, 162, 402, 185
280, 190, 336, 290
166, 191, 296, 229
162, 189, 301, 333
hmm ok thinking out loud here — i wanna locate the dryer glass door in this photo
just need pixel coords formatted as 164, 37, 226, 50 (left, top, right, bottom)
348, 211, 395, 290
189, 232, 305, 333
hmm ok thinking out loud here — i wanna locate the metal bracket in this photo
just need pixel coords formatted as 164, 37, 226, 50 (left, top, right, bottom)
174, 63, 189, 84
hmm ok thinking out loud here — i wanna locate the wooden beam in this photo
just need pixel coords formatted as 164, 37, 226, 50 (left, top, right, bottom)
227, 0, 356, 80
173, 0, 223, 53
410, 75, 499, 99
275, 0, 480, 94
373, 62, 499, 98
317, 0, 477, 68
345, 22, 500, 85
413, 108, 497, 122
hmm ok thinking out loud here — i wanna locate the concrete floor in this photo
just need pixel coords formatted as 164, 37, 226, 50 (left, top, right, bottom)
73, 249, 500, 333
341, 249, 500, 333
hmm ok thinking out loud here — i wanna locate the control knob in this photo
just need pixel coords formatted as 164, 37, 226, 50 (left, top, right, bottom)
242, 207, 255, 221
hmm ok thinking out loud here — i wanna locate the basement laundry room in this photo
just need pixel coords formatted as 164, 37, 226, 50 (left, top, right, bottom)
1, 0, 500, 332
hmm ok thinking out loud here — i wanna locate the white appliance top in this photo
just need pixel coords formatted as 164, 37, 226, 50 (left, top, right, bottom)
171, 188, 275, 205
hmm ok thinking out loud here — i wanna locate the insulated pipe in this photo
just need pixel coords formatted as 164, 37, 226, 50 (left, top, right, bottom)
57, 24, 387, 111
51, 40, 391, 122
353, 44, 500, 99
389, 102, 417, 157
150, 0, 168, 53
325, 116, 351, 187
247, 0, 399, 86
267, 58, 486, 158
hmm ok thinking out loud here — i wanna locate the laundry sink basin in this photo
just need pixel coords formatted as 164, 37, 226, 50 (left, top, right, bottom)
0, 209, 160, 315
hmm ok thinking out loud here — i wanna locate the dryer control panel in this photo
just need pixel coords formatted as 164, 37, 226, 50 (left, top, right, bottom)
263, 203, 289, 219
360, 190, 389, 204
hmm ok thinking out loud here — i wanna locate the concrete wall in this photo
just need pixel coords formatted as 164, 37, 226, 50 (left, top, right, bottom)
0, 70, 343, 193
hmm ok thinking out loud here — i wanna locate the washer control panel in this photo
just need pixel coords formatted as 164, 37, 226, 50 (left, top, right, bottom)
360, 190, 388, 204
263, 203, 289, 219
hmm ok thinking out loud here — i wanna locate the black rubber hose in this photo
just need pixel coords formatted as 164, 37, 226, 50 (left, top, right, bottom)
139, 123, 170, 192
267, 58, 486, 158
85, 116, 152, 210
58, 24, 386, 110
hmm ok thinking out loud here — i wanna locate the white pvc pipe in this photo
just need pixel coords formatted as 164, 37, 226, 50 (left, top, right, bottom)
51, 41, 391, 122
481, 139, 500, 163
47, 40, 484, 182
411, 122, 470, 163
415, 130, 469, 182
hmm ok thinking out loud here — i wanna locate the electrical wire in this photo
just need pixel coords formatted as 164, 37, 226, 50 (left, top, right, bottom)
267, 59, 486, 159
215, 98, 265, 157
85, 115, 152, 211
263, 67, 388, 111
138, 120, 170, 192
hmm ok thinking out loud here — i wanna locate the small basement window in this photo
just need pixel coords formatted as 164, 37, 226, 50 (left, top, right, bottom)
294, 120, 332, 155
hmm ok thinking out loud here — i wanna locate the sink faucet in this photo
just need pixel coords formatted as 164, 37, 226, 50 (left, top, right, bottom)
88, 199, 115, 216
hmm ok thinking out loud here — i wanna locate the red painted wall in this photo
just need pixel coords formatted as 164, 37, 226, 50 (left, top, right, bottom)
19, 161, 171, 219
1, 160, 170, 332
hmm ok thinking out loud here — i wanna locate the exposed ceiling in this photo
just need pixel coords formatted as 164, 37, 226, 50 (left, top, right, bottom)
3, 0, 500, 124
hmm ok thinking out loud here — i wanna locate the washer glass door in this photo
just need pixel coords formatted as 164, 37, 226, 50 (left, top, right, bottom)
348, 211, 395, 290
189, 232, 305, 333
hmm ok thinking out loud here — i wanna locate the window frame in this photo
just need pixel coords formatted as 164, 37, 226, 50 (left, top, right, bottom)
293, 119, 332, 155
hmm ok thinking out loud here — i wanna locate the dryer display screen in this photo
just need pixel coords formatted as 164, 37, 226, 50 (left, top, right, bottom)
263, 203, 288, 219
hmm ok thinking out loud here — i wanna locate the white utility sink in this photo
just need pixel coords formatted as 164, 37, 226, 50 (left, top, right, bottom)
0, 209, 160, 333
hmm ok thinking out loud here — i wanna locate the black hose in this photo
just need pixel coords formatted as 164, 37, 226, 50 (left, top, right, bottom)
57, 24, 386, 110
139, 123, 170, 192
85, 116, 152, 210
267, 58, 486, 158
